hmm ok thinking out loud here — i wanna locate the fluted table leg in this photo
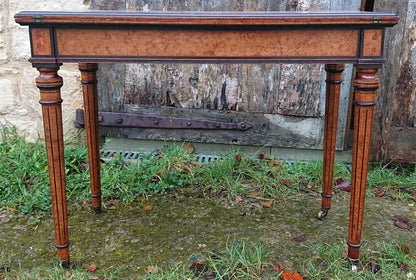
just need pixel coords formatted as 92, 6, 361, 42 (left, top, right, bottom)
318, 64, 345, 219
35, 65, 70, 267
348, 68, 379, 266
79, 63, 102, 212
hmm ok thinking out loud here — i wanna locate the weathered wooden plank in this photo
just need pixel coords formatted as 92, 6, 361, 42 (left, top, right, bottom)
385, 0, 416, 163
387, 127, 416, 163
371, 0, 412, 161
91, 0, 127, 113
92, 0, 361, 151
90, 0, 126, 10
117, 105, 324, 149
126, 0, 287, 12
391, 3, 415, 128
97, 64, 126, 112
277, 64, 324, 117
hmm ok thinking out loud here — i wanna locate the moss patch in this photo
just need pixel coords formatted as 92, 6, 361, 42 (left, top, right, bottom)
1, 191, 415, 278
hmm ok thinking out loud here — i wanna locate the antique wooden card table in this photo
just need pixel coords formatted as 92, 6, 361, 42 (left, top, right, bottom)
15, 11, 398, 267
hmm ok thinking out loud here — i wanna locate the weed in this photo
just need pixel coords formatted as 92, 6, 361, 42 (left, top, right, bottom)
1, 125, 415, 214
303, 239, 416, 279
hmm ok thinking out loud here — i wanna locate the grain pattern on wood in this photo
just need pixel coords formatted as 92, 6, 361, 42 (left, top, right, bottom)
17, 6, 397, 267
119, 105, 324, 149
371, 0, 409, 161
362, 29, 384, 57
97, 64, 126, 112
277, 64, 324, 117
391, 18, 416, 128
31, 28, 52, 56
79, 63, 102, 210
386, 2, 416, 163
387, 127, 416, 163
91, 0, 127, 115
348, 68, 379, 261
125, 64, 280, 113
321, 64, 344, 211
91, 0, 363, 151
36, 66, 70, 266
126, 0, 287, 12
56, 29, 359, 59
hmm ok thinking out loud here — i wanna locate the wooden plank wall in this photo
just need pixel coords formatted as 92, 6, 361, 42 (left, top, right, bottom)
372, 0, 416, 162
91, 0, 360, 151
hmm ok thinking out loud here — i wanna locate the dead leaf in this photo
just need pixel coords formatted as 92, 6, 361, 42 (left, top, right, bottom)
85, 263, 97, 272
80, 162, 89, 171
251, 192, 263, 198
400, 264, 409, 274
398, 243, 411, 254
273, 263, 285, 272
336, 180, 351, 192
144, 205, 152, 211
394, 220, 413, 230
262, 201, 272, 208
292, 234, 307, 242
281, 179, 293, 186
411, 193, 416, 201
24, 179, 34, 185
190, 262, 206, 273
392, 215, 409, 223
183, 142, 194, 155
190, 263, 216, 279
257, 153, 265, 160
282, 270, 303, 280
269, 159, 279, 167
146, 265, 155, 274
150, 175, 159, 183
234, 196, 243, 202
375, 190, 386, 197
157, 148, 164, 159
335, 178, 344, 185
202, 274, 217, 279
234, 153, 242, 162
371, 262, 380, 274
66, 270, 71, 277
266, 171, 275, 179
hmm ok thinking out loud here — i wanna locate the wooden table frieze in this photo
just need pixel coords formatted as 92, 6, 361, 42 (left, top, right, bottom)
15, 11, 398, 268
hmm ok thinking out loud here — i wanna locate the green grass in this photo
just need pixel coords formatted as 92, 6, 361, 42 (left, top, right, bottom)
303, 239, 416, 279
0, 246, 116, 280
2, 237, 415, 279
0, 125, 415, 214
143, 238, 416, 279
1, 125, 416, 279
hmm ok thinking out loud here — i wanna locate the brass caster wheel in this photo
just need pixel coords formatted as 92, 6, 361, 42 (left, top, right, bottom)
349, 261, 359, 272
60, 258, 70, 269
317, 209, 328, 220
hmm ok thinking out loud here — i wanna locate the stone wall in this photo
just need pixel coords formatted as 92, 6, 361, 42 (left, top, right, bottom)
0, 0, 88, 142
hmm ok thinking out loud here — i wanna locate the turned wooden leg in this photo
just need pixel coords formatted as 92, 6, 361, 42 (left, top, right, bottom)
348, 68, 379, 265
318, 64, 345, 220
79, 63, 102, 212
36, 65, 70, 267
